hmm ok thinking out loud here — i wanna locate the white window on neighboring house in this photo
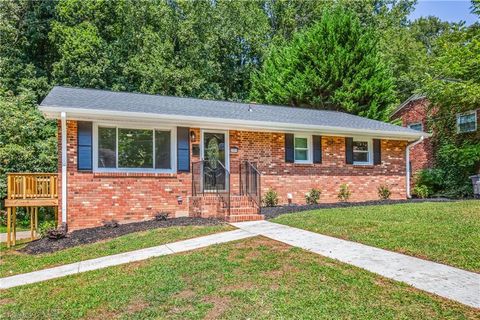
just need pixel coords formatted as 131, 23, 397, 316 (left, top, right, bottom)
457, 111, 477, 133
408, 122, 423, 131
353, 138, 372, 165
294, 134, 312, 163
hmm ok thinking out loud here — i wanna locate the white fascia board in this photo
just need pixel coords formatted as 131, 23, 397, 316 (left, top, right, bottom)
39, 106, 430, 141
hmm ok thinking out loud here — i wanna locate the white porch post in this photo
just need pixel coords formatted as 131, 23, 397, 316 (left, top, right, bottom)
61, 112, 68, 226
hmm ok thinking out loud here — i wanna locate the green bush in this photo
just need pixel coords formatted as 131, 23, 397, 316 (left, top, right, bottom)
413, 185, 431, 199
377, 184, 391, 200
338, 184, 351, 202
415, 168, 445, 195
305, 188, 321, 205
435, 142, 480, 198
38, 220, 57, 238
262, 188, 279, 207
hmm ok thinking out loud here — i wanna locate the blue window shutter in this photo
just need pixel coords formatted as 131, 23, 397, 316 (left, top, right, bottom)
77, 121, 92, 171
373, 139, 381, 165
177, 127, 190, 172
285, 133, 294, 163
345, 137, 353, 164
313, 135, 322, 164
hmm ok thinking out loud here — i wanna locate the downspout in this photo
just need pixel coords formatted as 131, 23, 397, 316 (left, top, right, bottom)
61, 112, 68, 229
406, 136, 425, 198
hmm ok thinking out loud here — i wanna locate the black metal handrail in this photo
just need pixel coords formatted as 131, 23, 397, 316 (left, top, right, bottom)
192, 160, 230, 215
240, 160, 261, 208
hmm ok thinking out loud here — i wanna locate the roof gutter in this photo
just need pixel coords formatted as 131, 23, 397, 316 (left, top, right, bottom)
406, 136, 425, 198
39, 106, 428, 142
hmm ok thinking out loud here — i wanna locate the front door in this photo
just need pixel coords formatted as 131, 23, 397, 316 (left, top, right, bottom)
202, 131, 228, 191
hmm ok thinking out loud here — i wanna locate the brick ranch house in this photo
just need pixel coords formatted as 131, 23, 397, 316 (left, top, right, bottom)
391, 94, 479, 176
39, 86, 427, 231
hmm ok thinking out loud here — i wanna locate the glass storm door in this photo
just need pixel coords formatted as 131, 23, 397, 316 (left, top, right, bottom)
202, 131, 227, 191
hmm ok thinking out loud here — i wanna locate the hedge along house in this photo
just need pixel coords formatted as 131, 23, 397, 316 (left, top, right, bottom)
40, 86, 428, 230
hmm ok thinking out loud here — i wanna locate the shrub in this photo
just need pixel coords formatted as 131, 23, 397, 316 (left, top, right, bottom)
38, 220, 57, 238
413, 185, 431, 199
46, 226, 67, 240
338, 184, 351, 202
154, 212, 170, 221
435, 142, 480, 198
103, 220, 119, 228
377, 184, 391, 200
263, 188, 279, 207
415, 168, 445, 196
305, 188, 321, 204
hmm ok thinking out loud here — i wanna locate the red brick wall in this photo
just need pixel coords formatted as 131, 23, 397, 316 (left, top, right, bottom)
59, 122, 408, 230
58, 122, 200, 230
394, 98, 434, 174
229, 130, 407, 204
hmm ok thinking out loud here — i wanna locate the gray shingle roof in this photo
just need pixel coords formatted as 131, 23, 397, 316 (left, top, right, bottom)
41, 86, 424, 138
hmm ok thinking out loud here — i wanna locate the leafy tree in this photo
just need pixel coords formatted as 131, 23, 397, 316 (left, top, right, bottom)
0, 91, 57, 199
0, 0, 56, 100
250, 6, 397, 120
421, 19, 480, 196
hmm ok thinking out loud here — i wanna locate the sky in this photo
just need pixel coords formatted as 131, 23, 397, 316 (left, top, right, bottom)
409, 0, 478, 25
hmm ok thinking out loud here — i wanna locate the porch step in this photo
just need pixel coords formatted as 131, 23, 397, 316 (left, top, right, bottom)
225, 214, 265, 223
229, 207, 260, 215
229, 195, 258, 208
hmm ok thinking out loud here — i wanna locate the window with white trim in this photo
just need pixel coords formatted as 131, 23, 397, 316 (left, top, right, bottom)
294, 135, 311, 163
96, 125, 174, 172
353, 138, 372, 165
457, 111, 477, 133
408, 122, 423, 131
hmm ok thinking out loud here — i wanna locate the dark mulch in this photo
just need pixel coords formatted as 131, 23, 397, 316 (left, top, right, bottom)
21, 217, 225, 255
262, 198, 455, 220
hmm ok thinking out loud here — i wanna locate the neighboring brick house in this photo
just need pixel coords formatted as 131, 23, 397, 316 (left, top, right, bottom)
391, 94, 479, 178
40, 86, 426, 231
390, 95, 434, 175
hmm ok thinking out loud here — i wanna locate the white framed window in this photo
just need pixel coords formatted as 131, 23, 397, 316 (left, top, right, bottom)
408, 122, 423, 131
93, 123, 176, 173
294, 134, 312, 163
457, 111, 477, 133
353, 138, 372, 165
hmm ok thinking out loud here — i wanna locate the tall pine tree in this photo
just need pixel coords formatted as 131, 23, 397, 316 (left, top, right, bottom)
250, 6, 397, 120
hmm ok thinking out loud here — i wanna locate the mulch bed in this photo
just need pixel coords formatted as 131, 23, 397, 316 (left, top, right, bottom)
262, 198, 454, 220
21, 217, 225, 255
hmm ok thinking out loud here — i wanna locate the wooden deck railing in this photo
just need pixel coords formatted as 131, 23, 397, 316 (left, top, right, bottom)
5, 173, 58, 207
7, 173, 58, 199
4, 173, 59, 247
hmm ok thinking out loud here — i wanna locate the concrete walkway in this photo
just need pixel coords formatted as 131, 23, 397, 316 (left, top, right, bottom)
232, 221, 480, 309
0, 231, 32, 243
0, 229, 254, 290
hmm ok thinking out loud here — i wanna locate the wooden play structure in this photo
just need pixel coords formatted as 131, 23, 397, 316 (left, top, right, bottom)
4, 173, 58, 247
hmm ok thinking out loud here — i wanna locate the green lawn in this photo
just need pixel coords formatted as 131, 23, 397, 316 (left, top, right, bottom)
0, 224, 233, 277
272, 200, 480, 272
0, 237, 476, 319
